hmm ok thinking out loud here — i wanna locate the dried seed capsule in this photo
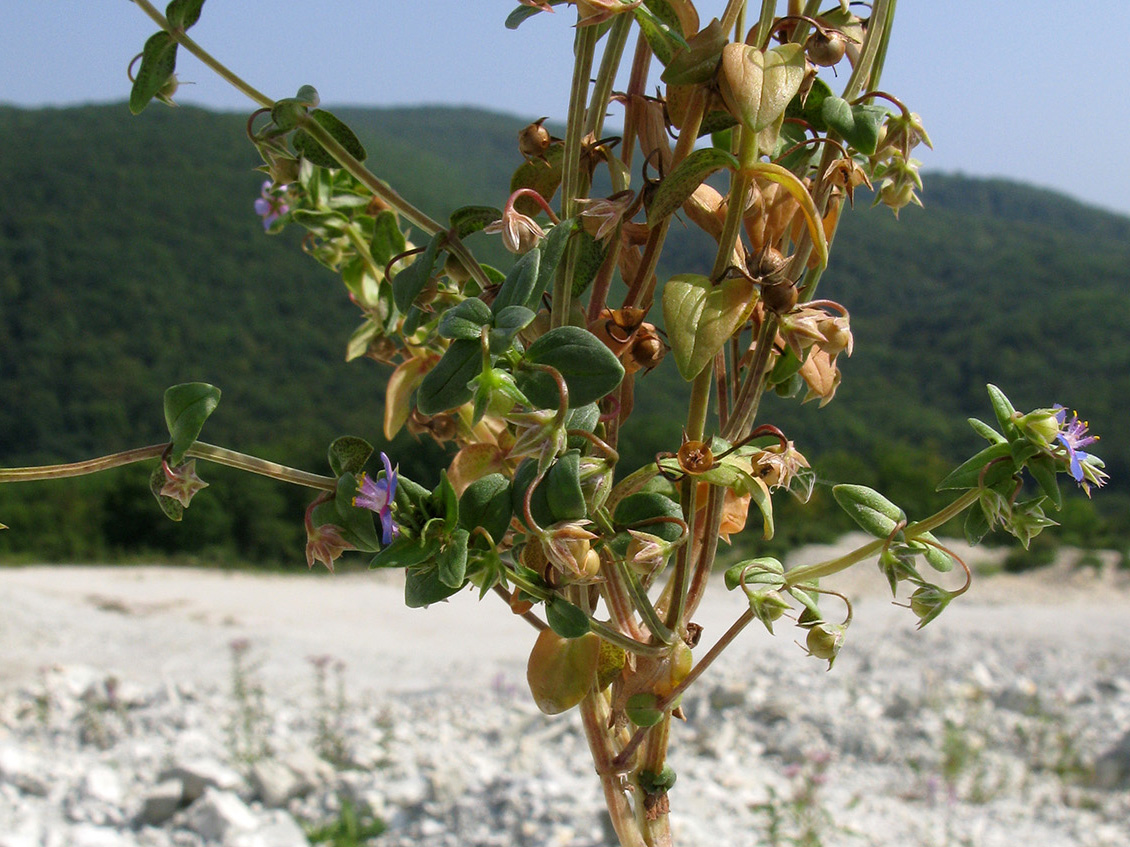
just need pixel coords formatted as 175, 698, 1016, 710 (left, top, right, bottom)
806, 31, 847, 67
760, 280, 798, 315
518, 117, 553, 161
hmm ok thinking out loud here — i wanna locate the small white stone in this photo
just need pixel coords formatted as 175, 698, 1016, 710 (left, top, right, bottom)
184, 788, 258, 841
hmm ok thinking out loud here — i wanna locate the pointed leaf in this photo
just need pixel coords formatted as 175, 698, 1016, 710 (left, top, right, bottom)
405, 563, 465, 608
328, 436, 373, 477
546, 597, 592, 639
370, 210, 406, 267
164, 382, 220, 464
437, 529, 470, 588
149, 464, 184, 522
634, 3, 689, 65
659, 18, 725, 85
832, 484, 905, 539
385, 354, 436, 439
393, 231, 444, 314
129, 32, 178, 114
936, 441, 1013, 491
492, 248, 541, 315
570, 230, 607, 297
662, 274, 757, 380
967, 417, 1007, 445
511, 143, 565, 214
987, 384, 1020, 437
1027, 454, 1063, 511
333, 473, 380, 552
647, 148, 739, 226
438, 297, 493, 340
535, 218, 578, 303
459, 474, 513, 545
165, 0, 206, 30
416, 339, 481, 416
369, 534, 441, 569
518, 326, 625, 408
293, 109, 368, 168
505, 0, 566, 29
489, 305, 536, 352
819, 97, 888, 155
450, 206, 504, 239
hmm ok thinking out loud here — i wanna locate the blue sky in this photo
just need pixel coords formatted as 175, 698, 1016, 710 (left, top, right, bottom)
3, 1, 1129, 216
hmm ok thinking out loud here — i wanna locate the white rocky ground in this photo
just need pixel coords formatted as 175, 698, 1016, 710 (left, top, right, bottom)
1, 535, 1129, 847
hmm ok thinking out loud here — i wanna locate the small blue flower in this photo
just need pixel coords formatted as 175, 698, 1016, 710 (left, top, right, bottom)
354, 452, 399, 545
1054, 406, 1107, 494
254, 181, 289, 230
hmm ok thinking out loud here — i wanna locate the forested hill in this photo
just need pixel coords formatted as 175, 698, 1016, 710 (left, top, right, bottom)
1, 103, 1127, 563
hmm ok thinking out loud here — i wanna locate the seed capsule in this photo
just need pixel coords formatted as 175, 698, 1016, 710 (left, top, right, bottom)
806, 31, 847, 67
518, 117, 554, 161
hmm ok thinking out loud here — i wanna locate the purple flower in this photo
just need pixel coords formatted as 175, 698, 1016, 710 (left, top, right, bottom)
1054, 406, 1107, 494
254, 180, 289, 230
354, 452, 399, 545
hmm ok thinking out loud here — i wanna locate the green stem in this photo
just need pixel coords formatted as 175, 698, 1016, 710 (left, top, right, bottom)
784, 489, 981, 586
721, 0, 747, 35
585, 14, 633, 140
722, 312, 778, 442
131, 0, 273, 108
868, 0, 898, 90
553, 23, 599, 329
616, 561, 675, 645
296, 115, 491, 291
752, 0, 780, 48
505, 566, 667, 657
0, 442, 336, 491
842, 0, 892, 101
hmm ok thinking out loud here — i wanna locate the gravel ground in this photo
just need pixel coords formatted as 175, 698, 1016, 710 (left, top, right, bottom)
1, 538, 1128, 847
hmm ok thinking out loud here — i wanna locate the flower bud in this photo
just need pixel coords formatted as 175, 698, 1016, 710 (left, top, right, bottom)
805, 622, 845, 668
908, 584, 956, 629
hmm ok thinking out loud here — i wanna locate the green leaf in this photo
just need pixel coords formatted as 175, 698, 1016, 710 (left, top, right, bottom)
746, 162, 829, 268
832, 484, 906, 539
405, 562, 465, 608
613, 492, 683, 543
489, 305, 536, 353
1027, 454, 1063, 510
370, 210, 406, 267
438, 297, 493, 341
149, 464, 184, 522
510, 143, 565, 214
723, 557, 784, 591
450, 206, 503, 238
293, 85, 320, 106
964, 502, 991, 545
662, 274, 757, 380
369, 534, 441, 569
328, 436, 373, 477
435, 471, 460, 532
546, 597, 591, 639
518, 326, 625, 409
491, 247, 541, 315
292, 109, 368, 168
165, 0, 206, 30
129, 32, 178, 114
437, 529, 470, 589
505, 0, 565, 29
333, 473, 380, 552
570, 230, 607, 297
936, 442, 1013, 491
163, 382, 220, 464
546, 451, 586, 522
393, 231, 444, 314
535, 218, 578, 302
917, 533, 956, 573
819, 97, 887, 155
416, 339, 481, 415
786, 76, 833, 132
660, 18, 726, 85
511, 459, 556, 530
647, 148, 739, 226
967, 417, 1007, 445
626, 693, 664, 727
633, 3, 689, 65
987, 384, 1020, 437
459, 474, 513, 545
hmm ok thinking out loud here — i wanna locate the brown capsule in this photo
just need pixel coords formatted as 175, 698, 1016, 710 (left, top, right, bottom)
806, 31, 847, 67
676, 440, 714, 475
753, 246, 790, 287
626, 329, 666, 374
760, 280, 799, 315
518, 117, 553, 161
